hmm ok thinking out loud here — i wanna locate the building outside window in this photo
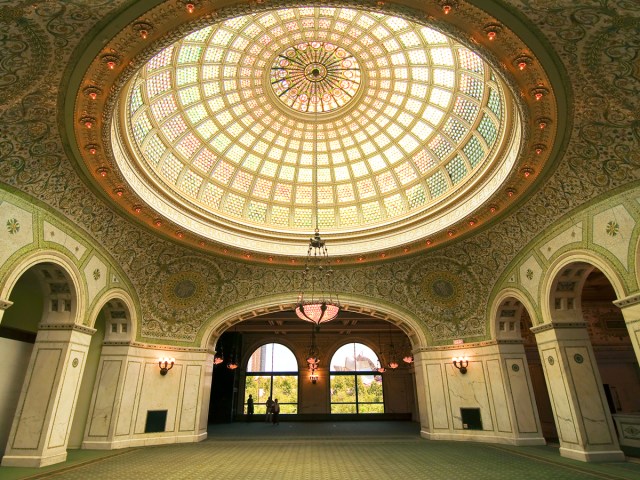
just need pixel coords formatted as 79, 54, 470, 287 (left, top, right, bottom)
244, 343, 298, 414
330, 343, 384, 414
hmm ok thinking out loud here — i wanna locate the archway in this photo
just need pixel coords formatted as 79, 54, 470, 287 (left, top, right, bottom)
536, 257, 628, 462
493, 293, 556, 442
68, 295, 135, 448
206, 307, 418, 423
0, 259, 82, 466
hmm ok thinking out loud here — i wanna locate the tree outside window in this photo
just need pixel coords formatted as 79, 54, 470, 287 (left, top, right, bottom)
330, 343, 384, 414
244, 343, 298, 414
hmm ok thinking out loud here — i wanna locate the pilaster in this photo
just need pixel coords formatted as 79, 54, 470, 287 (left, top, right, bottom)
1, 324, 95, 467
531, 322, 625, 462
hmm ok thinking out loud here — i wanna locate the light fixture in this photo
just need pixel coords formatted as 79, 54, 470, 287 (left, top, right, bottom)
309, 365, 319, 384
387, 325, 399, 369
158, 356, 175, 375
227, 359, 238, 370
452, 356, 469, 374
306, 326, 320, 367
213, 348, 224, 365
295, 107, 340, 325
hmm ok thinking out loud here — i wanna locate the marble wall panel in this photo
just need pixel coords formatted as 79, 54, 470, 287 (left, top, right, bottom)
134, 362, 182, 434
88, 360, 122, 437
48, 348, 86, 449
426, 363, 449, 429
506, 358, 538, 434
179, 365, 201, 432
115, 361, 141, 436
565, 346, 613, 445
13, 348, 61, 449
541, 346, 578, 444
487, 359, 512, 433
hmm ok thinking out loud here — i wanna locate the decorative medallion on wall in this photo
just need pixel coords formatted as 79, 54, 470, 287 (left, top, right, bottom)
72, 358, 79, 368
405, 257, 483, 339
606, 221, 619, 237
142, 256, 223, 341
511, 364, 520, 372
547, 356, 555, 365
93, 268, 101, 280
6, 218, 20, 234
573, 353, 584, 364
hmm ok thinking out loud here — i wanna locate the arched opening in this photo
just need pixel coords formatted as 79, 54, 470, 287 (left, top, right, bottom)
580, 267, 640, 451
68, 298, 134, 448
538, 258, 631, 461
205, 308, 418, 424
329, 342, 384, 414
244, 343, 299, 415
495, 295, 557, 442
0, 262, 77, 460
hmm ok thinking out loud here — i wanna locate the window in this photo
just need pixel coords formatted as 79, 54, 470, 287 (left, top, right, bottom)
245, 343, 298, 414
330, 343, 384, 414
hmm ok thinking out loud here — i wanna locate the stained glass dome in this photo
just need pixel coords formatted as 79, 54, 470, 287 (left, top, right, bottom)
115, 6, 519, 255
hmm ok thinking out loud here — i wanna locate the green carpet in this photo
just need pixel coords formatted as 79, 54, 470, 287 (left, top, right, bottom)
1, 422, 638, 480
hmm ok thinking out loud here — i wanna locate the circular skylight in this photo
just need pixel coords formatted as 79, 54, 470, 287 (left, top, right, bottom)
123, 7, 508, 236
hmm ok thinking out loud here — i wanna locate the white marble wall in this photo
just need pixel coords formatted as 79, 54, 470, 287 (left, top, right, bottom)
0, 338, 34, 456
532, 323, 625, 462
416, 342, 544, 446
1, 326, 94, 468
616, 293, 640, 366
82, 344, 210, 450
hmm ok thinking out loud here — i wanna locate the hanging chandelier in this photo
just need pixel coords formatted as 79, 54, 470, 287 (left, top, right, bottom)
295, 98, 340, 325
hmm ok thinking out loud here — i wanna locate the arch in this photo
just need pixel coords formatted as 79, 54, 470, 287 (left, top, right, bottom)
540, 250, 628, 325
243, 340, 301, 372
490, 287, 540, 340
328, 341, 382, 372
0, 250, 86, 327
199, 293, 429, 352
87, 288, 139, 343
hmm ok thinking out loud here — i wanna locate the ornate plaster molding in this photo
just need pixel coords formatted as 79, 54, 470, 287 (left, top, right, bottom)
613, 293, 640, 309
530, 321, 586, 334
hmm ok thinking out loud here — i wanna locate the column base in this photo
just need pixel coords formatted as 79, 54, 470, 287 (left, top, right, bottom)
420, 429, 546, 446
559, 446, 626, 463
1, 451, 67, 468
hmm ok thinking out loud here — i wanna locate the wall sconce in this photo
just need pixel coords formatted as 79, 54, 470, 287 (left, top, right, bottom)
310, 370, 319, 384
452, 356, 469, 374
158, 357, 175, 375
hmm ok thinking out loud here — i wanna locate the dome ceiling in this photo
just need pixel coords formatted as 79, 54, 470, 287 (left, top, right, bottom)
73, 1, 559, 264
123, 7, 508, 236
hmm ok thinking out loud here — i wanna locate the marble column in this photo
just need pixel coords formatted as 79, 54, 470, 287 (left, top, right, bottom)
531, 322, 625, 462
416, 343, 544, 445
1, 323, 95, 468
614, 292, 640, 365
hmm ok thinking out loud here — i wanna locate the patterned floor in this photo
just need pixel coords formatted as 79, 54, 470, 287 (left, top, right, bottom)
2, 422, 639, 480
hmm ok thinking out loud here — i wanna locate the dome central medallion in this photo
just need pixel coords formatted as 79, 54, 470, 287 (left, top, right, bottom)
270, 41, 361, 114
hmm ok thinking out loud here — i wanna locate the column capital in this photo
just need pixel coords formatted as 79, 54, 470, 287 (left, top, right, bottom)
530, 321, 586, 334
39, 322, 97, 336
0, 299, 13, 310
613, 292, 640, 309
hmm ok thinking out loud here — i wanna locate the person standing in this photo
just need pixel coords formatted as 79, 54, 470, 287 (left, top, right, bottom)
272, 398, 280, 425
265, 396, 274, 423
246, 394, 254, 421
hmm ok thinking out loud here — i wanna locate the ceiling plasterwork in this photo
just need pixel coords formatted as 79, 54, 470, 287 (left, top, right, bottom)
73, 0, 558, 262
1, 0, 638, 344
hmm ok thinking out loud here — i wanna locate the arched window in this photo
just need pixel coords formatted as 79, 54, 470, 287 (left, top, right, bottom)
245, 343, 298, 414
330, 343, 384, 414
